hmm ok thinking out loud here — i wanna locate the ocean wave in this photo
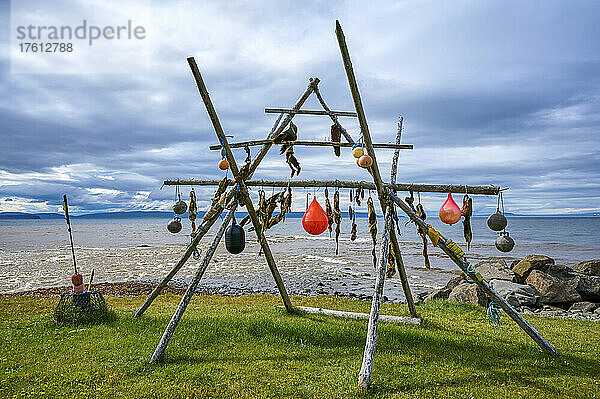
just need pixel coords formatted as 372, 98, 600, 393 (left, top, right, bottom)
304, 255, 350, 265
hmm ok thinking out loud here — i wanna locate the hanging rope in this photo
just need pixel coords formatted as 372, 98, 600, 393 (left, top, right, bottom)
487, 301, 502, 332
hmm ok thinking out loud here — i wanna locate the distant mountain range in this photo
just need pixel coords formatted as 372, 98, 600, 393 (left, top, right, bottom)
1, 210, 598, 220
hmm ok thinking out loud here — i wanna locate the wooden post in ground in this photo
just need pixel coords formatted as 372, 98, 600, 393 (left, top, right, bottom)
358, 206, 393, 389
187, 57, 294, 313
389, 117, 418, 317
390, 193, 560, 356
133, 191, 234, 318
150, 205, 237, 363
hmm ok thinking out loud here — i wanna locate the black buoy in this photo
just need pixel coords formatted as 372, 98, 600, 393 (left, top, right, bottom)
225, 218, 245, 254
167, 216, 182, 233
172, 200, 187, 215
495, 231, 515, 252
487, 211, 507, 231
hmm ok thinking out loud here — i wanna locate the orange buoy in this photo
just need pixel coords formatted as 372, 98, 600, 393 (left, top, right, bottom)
218, 159, 229, 170
302, 197, 329, 235
352, 146, 364, 158
357, 154, 373, 168
439, 193, 462, 225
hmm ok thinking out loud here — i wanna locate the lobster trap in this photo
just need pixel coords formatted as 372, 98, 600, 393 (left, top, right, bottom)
54, 290, 110, 325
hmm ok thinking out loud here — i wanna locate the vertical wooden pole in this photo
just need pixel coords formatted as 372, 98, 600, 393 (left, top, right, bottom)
389, 117, 418, 317
358, 207, 393, 389
150, 205, 237, 363
187, 57, 294, 313
336, 20, 414, 388
133, 193, 233, 318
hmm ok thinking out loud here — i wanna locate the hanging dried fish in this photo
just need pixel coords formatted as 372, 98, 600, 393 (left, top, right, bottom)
354, 188, 362, 206
386, 241, 396, 278
275, 121, 298, 154
236, 146, 252, 182
212, 177, 229, 203
405, 190, 416, 213
348, 205, 354, 220
325, 188, 333, 237
361, 189, 365, 200
367, 196, 377, 268
333, 190, 342, 254
350, 189, 353, 203
267, 212, 285, 229
330, 122, 342, 157
350, 219, 357, 241
462, 194, 473, 250
282, 186, 292, 215
306, 192, 309, 210
285, 146, 301, 177
415, 203, 430, 269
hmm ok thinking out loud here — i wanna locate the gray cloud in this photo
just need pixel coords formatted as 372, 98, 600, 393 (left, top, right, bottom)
1, 0, 599, 215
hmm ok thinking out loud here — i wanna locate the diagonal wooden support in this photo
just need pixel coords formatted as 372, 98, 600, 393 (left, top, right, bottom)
391, 193, 560, 356
389, 117, 418, 317
247, 78, 319, 178
133, 190, 235, 318
187, 57, 294, 313
335, 19, 419, 389
150, 205, 237, 363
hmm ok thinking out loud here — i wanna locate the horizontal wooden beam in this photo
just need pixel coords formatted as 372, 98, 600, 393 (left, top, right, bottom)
279, 306, 422, 325
265, 108, 357, 117
163, 179, 501, 195
209, 140, 413, 151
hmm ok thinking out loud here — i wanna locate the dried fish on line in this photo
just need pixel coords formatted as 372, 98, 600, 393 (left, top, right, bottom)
325, 189, 333, 238
367, 196, 377, 268
330, 122, 342, 157
333, 190, 342, 255
275, 121, 298, 154
285, 147, 301, 177
462, 194, 473, 250
386, 241, 396, 278
415, 203, 430, 269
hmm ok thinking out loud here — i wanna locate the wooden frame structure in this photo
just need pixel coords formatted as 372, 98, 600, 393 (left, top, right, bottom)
134, 20, 559, 389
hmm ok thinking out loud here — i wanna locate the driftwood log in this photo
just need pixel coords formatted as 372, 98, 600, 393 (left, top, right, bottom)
209, 140, 412, 151
164, 179, 501, 196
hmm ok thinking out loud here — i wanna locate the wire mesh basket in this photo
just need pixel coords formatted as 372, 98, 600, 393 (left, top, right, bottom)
54, 290, 110, 325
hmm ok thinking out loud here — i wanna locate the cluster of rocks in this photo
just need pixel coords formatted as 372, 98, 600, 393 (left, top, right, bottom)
418, 256, 600, 321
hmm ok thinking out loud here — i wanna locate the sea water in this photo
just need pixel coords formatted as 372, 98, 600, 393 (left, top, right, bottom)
0, 216, 598, 301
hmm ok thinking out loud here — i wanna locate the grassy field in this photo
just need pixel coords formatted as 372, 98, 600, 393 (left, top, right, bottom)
0, 294, 598, 398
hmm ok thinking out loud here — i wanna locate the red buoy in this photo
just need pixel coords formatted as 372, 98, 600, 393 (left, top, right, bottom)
439, 193, 462, 225
302, 197, 329, 235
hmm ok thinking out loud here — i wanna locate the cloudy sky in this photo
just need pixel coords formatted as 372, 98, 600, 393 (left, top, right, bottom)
1, 0, 599, 216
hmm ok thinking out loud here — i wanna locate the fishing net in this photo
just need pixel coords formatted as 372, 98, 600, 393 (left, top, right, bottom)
54, 290, 112, 325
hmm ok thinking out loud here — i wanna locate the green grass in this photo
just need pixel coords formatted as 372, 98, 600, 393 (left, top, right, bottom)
0, 294, 598, 398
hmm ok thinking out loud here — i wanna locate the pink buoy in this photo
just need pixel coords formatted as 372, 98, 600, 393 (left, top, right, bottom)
439, 193, 462, 225
73, 283, 86, 293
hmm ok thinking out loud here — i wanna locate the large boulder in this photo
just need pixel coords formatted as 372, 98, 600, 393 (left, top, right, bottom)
475, 259, 516, 281
512, 255, 555, 282
448, 282, 488, 307
525, 269, 581, 304
546, 264, 600, 302
571, 260, 600, 277
424, 288, 451, 302
568, 302, 598, 313
489, 279, 539, 308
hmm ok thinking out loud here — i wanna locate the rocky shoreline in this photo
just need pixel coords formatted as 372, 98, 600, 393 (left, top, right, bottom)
4, 255, 600, 322
418, 256, 600, 321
